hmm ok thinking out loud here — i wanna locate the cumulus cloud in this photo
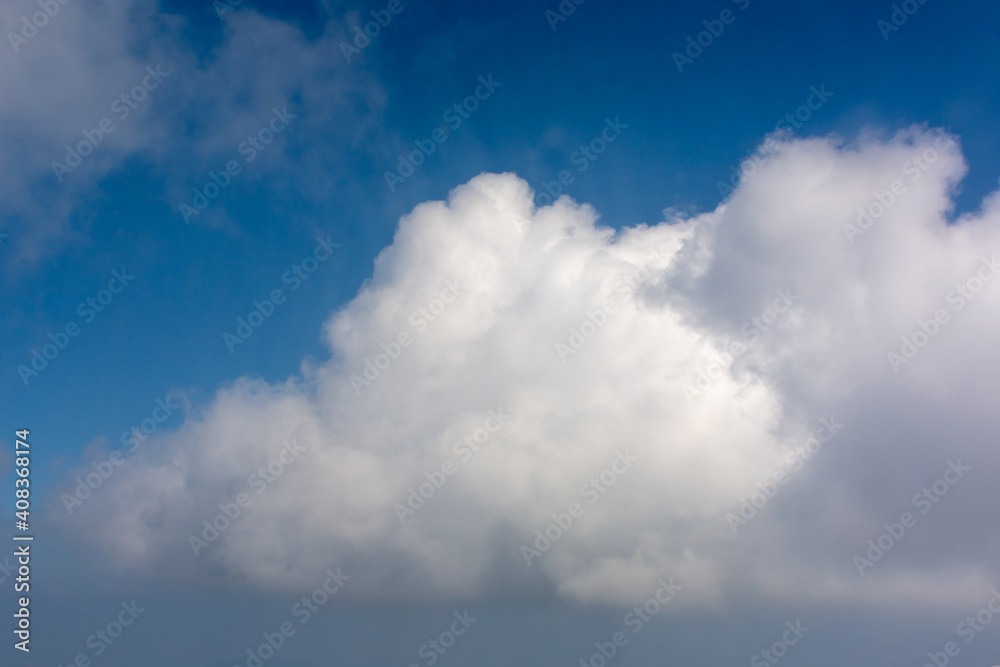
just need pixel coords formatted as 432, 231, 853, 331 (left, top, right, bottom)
55, 126, 1000, 612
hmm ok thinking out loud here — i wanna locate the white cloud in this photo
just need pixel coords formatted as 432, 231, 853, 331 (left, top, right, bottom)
55, 126, 1000, 612
0, 0, 383, 263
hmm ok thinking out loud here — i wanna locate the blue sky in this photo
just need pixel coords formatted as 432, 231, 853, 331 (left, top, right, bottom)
3, 0, 1000, 665
7, 0, 1000, 466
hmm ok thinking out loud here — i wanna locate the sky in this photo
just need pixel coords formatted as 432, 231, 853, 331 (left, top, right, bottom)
2, 0, 1000, 665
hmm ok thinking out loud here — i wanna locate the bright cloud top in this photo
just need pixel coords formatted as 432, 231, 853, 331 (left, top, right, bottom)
56, 127, 1000, 611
